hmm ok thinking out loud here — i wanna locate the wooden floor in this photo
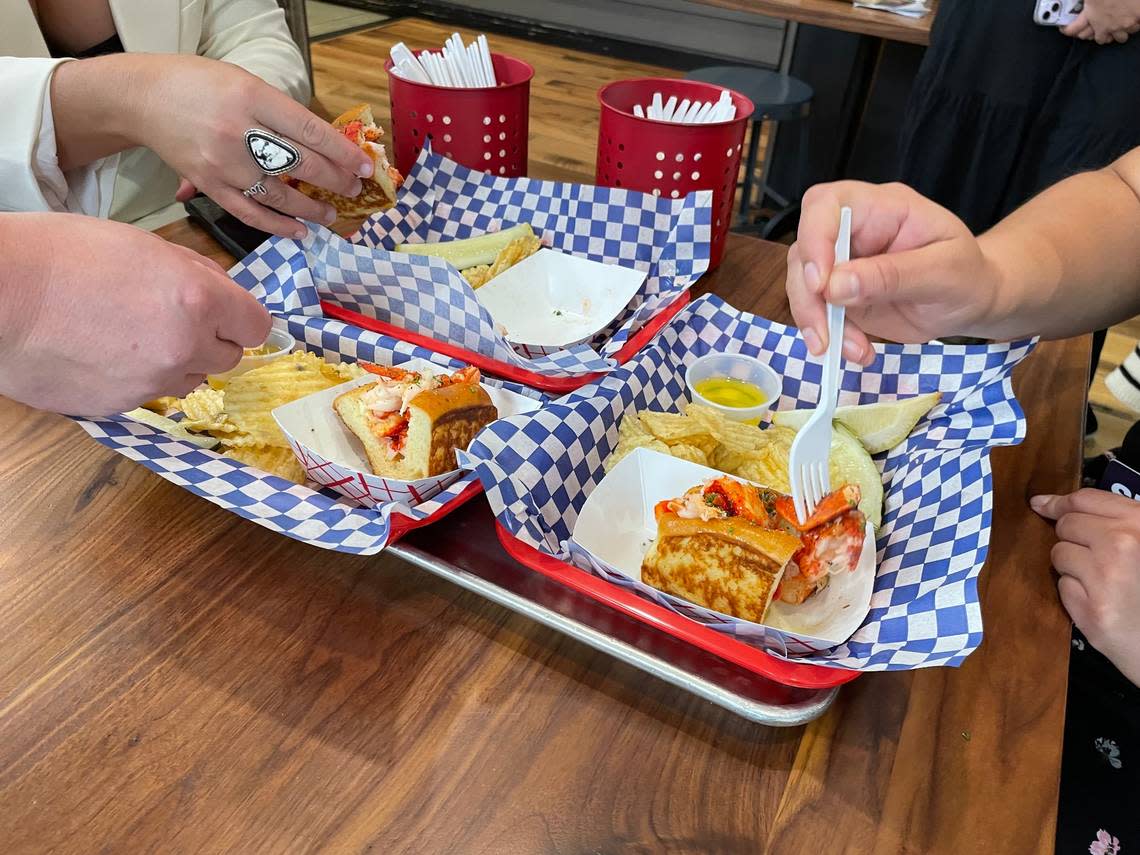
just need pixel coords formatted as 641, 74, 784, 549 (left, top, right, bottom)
310, 18, 676, 186
1088, 320, 1140, 454
312, 16, 1135, 451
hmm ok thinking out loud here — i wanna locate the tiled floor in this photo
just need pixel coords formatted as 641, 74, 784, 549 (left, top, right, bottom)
306, 1, 386, 39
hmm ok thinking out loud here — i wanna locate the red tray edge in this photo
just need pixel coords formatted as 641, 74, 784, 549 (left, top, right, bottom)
387, 479, 485, 544
494, 522, 859, 690
319, 290, 690, 394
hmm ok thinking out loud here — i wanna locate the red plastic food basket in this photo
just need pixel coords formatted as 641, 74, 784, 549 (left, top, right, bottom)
387, 479, 485, 544
495, 523, 859, 690
320, 290, 691, 394
596, 78, 754, 271
385, 53, 534, 177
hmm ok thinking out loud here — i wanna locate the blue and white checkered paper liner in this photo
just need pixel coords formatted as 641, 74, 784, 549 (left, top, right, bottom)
228, 150, 710, 377
462, 294, 1035, 671
76, 321, 544, 556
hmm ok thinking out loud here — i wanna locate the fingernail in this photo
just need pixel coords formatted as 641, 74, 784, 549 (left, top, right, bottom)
843, 337, 864, 363
804, 262, 822, 294
1030, 495, 1052, 512
831, 270, 860, 302
357, 161, 374, 179
323, 206, 337, 225
349, 179, 363, 197
803, 327, 823, 354
294, 227, 307, 240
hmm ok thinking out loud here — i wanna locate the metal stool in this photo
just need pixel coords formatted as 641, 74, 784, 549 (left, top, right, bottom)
685, 66, 813, 240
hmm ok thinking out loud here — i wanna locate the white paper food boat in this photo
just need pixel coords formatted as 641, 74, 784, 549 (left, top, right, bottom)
474, 248, 648, 357
572, 447, 876, 648
273, 358, 540, 509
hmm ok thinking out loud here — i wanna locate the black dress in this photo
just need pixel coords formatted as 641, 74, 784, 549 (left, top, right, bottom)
898, 0, 1140, 235
898, 5, 1140, 851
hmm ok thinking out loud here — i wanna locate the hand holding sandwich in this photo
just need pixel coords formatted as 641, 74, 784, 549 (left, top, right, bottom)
0, 212, 270, 415
49, 54, 377, 238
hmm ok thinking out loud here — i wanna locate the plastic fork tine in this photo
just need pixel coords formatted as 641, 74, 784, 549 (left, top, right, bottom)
792, 467, 808, 523
813, 463, 827, 509
787, 206, 852, 525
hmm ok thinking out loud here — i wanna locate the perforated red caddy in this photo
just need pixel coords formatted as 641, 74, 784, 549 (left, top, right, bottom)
385, 52, 533, 177
596, 78, 754, 270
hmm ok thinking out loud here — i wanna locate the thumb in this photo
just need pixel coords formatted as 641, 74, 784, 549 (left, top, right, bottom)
1061, 11, 1088, 36
1030, 493, 1071, 521
821, 240, 964, 310
175, 178, 197, 203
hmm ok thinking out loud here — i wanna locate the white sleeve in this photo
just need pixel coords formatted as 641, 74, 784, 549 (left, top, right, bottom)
0, 57, 118, 217
198, 0, 312, 104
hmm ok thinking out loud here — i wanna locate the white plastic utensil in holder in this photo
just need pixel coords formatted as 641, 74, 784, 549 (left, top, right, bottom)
386, 51, 533, 176
389, 36, 497, 88
595, 77, 754, 270
635, 87, 736, 124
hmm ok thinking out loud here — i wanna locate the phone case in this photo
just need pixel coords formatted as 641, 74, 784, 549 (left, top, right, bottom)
184, 195, 271, 259
1034, 0, 1082, 26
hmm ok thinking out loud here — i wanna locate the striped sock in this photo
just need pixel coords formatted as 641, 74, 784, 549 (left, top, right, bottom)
1106, 343, 1140, 415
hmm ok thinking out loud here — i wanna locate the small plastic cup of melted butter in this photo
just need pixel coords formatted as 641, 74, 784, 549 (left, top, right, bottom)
207, 327, 296, 389
684, 353, 782, 424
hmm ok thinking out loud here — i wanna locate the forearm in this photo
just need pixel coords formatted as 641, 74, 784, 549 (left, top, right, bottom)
0, 214, 47, 369
49, 55, 152, 171
970, 151, 1140, 340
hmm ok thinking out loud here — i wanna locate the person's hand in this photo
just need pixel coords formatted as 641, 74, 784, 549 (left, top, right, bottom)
128, 55, 374, 238
786, 181, 997, 365
175, 178, 197, 204
0, 213, 271, 416
1061, 0, 1140, 44
1032, 489, 1140, 686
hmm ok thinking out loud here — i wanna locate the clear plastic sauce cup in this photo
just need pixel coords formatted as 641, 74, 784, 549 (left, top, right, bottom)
685, 352, 782, 425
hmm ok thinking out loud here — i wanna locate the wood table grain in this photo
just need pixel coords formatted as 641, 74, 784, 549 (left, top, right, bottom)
691, 0, 936, 46
0, 218, 1083, 854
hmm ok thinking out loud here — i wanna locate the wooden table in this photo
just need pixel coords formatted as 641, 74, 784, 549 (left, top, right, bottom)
0, 220, 1085, 854
693, 0, 935, 46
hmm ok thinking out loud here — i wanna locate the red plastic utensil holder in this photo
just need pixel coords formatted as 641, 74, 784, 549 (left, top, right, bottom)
385, 53, 534, 177
595, 78, 754, 271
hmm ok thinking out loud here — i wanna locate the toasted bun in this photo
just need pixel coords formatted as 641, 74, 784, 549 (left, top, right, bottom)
333, 104, 374, 130
641, 514, 801, 623
405, 382, 497, 477
333, 380, 497, 480
289, 104, 404, 220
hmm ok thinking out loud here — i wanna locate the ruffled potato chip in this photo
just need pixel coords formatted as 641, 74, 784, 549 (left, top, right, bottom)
605, 436, 670, 472
606, 400, 884, 528
177, 388, 235, 433
227, 444, 306, 484
617, 412, 653, 443
223, 352, 346, 446
638, 411, 713, 445
668, 443, 708, 466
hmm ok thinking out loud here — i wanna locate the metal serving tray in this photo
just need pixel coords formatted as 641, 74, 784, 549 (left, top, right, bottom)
390, 501, 837, 726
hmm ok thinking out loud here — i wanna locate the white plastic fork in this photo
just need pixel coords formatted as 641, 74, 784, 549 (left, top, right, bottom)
788, 206, 852, 524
